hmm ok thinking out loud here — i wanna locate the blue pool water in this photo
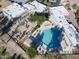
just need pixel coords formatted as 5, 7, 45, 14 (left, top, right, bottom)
40, 28, 53, 45
31, 27, 62, 51
39, 28, 62, 50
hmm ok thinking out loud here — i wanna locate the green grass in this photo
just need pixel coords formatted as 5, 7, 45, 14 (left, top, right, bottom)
29, 14, 48, 26
29, 13, 48, 33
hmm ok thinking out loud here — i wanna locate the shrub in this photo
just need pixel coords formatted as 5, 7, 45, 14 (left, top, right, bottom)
65, 3, 71, 10
27, 47, 37, 59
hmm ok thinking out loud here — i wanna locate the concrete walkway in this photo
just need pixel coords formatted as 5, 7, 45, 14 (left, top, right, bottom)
6, 39, 29, 59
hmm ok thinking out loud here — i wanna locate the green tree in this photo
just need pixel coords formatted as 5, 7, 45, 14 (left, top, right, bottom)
75, 9, 79, 20
27, 47, 37, 59
0, 47, 11, 59
72, 4, 77, 9
29, 14, 48, 26
65, 3, 71, 10
0, 52, 11, 59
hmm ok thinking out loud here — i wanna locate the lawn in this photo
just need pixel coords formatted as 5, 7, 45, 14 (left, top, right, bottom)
28, 13, 48, 33
28, 13, 48, 26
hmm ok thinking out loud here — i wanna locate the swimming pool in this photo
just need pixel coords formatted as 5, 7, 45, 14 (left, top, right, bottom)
40, 28, 53, 45
40, 27, 62, 50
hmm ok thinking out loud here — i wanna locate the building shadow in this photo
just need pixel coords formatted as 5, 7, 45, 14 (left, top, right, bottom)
1, 47, 7, 55
30, 33, 44, 48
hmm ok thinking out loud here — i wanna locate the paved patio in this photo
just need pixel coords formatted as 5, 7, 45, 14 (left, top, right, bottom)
6, 39, 29, 58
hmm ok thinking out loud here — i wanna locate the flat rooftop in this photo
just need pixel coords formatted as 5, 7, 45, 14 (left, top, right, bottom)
49, 6, 79, 46
30, 1, 46, 13
50, 6, 69, 16
2, 3, 27, 19
23, 3, 35, 12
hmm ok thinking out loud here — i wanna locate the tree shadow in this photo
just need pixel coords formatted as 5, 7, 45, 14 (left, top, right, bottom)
17, 54, 22, 59
1, 47, 7, 55
11, 53, 17, 59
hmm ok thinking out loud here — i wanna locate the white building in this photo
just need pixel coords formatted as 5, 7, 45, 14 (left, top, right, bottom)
30, 1, 46, 13
37, 43, 47, 54
23, 1, 46, 13
23, 3, 35, 14
2, 3, 27, 21
2, 3, 32, 44
49, 6, 79, 54
1, 3, 29, 33
1, 1, 46, 31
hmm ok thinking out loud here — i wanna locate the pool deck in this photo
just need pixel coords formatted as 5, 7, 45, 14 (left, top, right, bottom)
40, 21, 55, 32
32, 21, 55, 38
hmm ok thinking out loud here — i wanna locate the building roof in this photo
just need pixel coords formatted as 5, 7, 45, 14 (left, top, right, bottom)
50, 6, 69, 16
2, 3, 27, 19
30, 1, 46, 13
23, 3, 35, 12
23, 1, 46, 13
49, 6, 79, 46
